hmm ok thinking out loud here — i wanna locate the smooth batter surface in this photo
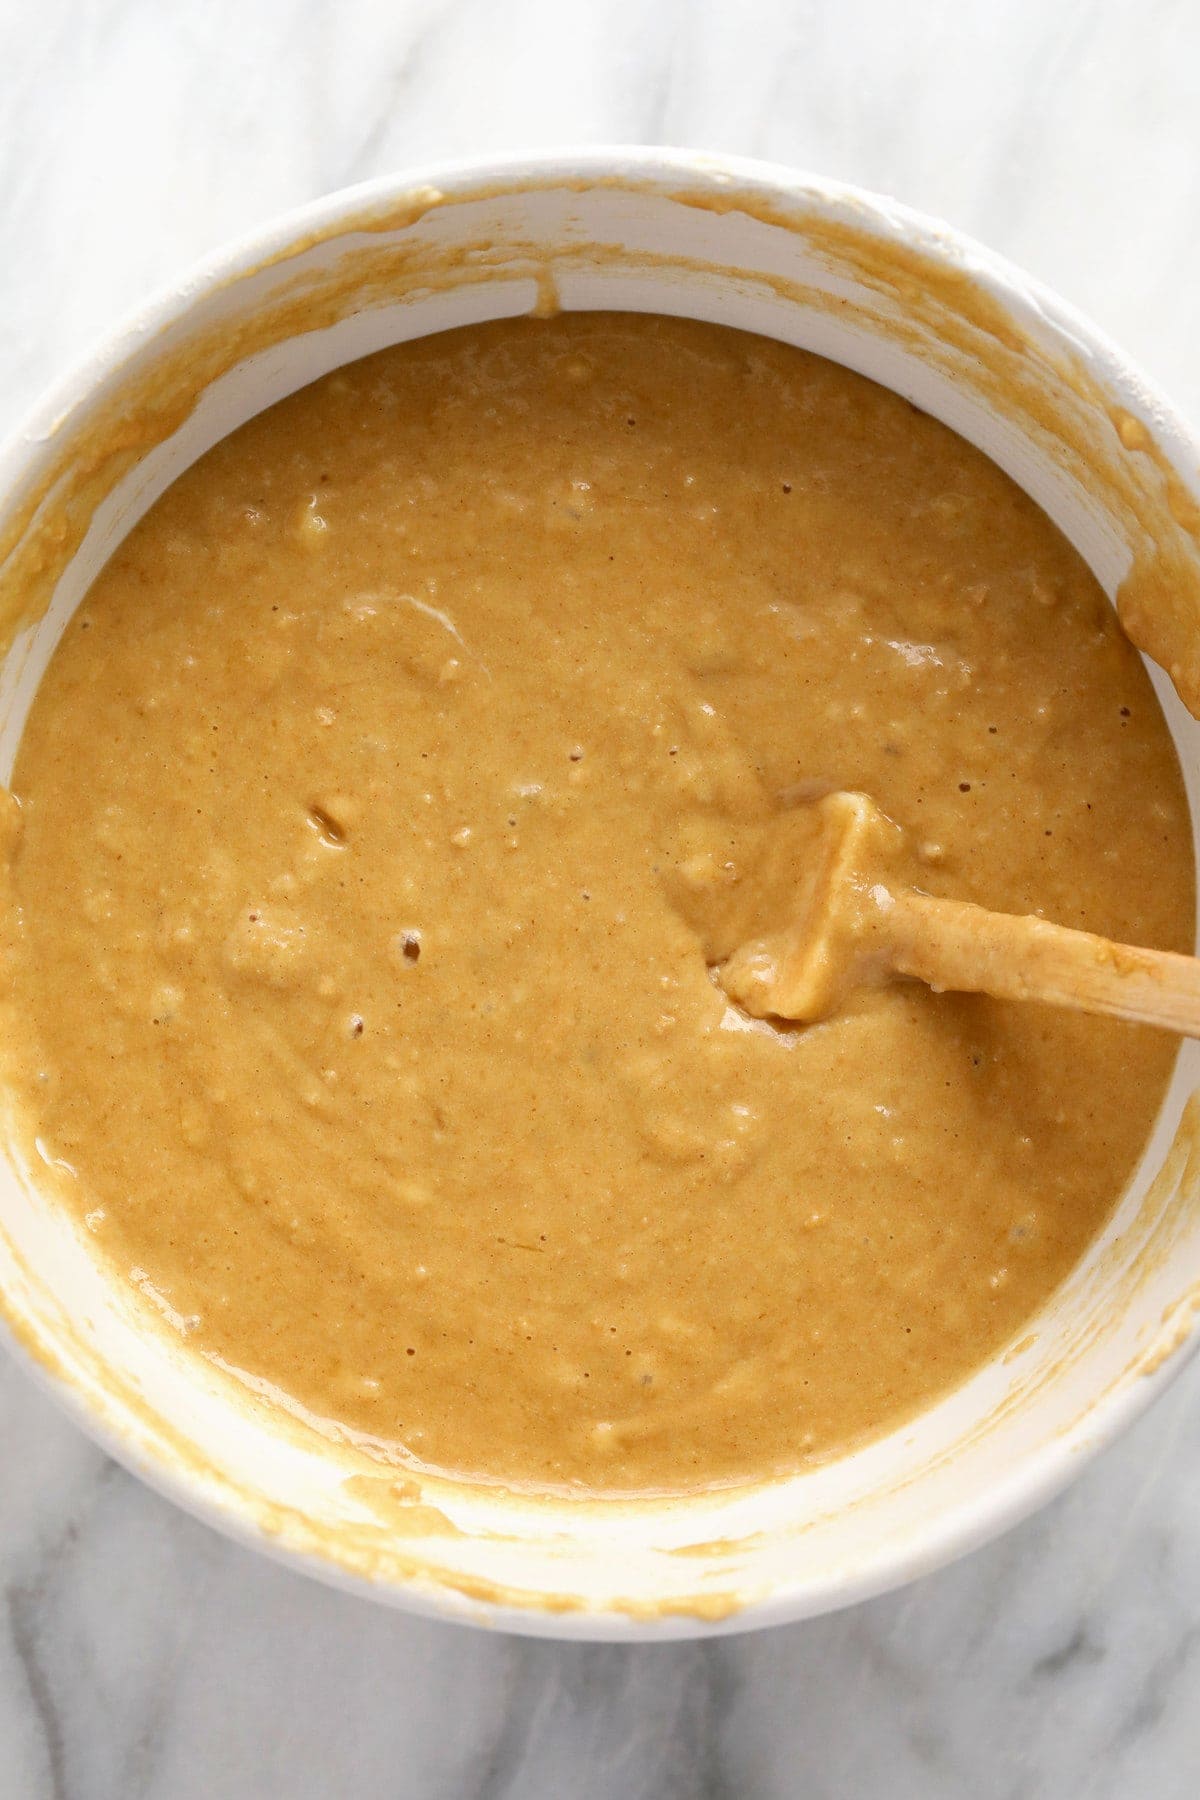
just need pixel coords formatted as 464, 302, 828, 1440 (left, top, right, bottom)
1, 315, 1193, 1494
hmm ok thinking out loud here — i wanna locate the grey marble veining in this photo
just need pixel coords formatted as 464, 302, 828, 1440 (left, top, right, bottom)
4, 1, 1200, 1794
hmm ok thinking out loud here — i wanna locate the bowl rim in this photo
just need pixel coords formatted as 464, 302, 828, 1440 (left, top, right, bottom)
2, 143, 1199, 1640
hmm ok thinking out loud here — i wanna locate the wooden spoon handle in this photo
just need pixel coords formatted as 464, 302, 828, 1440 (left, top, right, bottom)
884, 888, 1200, 1037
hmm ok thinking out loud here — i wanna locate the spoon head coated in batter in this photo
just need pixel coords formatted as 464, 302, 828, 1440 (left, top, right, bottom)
717, 791, 906, 1023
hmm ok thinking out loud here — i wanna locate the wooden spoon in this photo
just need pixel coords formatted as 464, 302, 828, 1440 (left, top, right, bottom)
719, 790, 1200, 1033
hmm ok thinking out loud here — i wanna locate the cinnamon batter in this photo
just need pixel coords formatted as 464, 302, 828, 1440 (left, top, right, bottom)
1, 314, 1191, 1492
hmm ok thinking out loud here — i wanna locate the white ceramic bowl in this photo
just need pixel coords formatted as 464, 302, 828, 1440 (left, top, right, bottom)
1, 149, 1199, 1641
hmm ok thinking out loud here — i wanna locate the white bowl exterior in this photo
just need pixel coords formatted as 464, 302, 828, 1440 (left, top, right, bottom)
1, 150, 1199, 1638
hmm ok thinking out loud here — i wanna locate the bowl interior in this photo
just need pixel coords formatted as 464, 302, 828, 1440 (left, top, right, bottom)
1, 155, 1199, 1638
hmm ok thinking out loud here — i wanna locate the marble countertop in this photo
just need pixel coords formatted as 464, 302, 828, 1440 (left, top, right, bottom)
5, 1, 1200, 1793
